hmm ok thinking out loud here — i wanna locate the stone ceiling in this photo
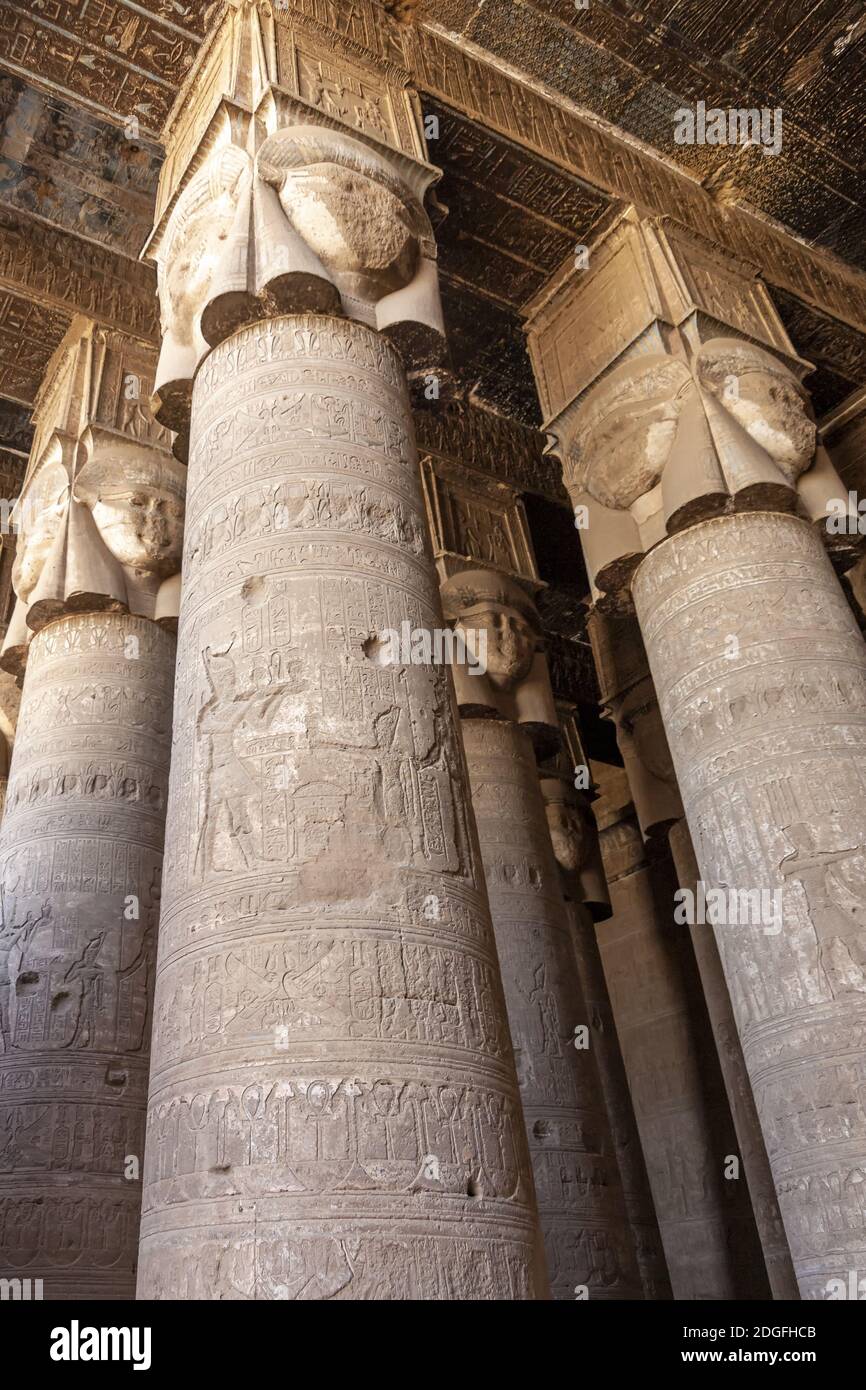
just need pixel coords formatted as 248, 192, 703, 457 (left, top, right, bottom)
0, 0, 864, 432
435, 0, 866, 270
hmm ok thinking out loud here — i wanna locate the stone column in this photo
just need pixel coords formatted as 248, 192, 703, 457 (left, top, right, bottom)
526, 212, 866, 1295
597, 807, 769, 1298
0, 320, 182, 1298
541, 768, 672, 1299
136, 3, 542, 1300
668, 818, 798, 1300
441, 569, 641, 1300
591, 610, 795, 1297
634, 512, 866, 1297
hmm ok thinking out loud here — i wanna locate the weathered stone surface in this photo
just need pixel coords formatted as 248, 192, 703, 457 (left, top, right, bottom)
590, 609, 796, 1297
597, 811, 770, 1300
541, 775, 671, 1300
460, 713, 641, 1300
138, 314, 542, 1300
668, 818, 798, 1302
0, 611, 174, 1299
0, 319, 183, 677
634, 511, 866, 1299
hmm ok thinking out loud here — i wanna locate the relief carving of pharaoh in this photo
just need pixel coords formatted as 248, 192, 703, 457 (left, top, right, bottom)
151, 126, 445, 431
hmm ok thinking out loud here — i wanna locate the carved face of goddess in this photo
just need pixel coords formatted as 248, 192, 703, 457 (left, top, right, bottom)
90, 486, 184, 578
618, 699, 676, 786
13, 483, 69, 602
698, 342, 815, 480
459, 603, 536, 691
278, 164, 419, 302
162, 184, 242, 348
544, 800, 586, 875
574, 358, 691, 511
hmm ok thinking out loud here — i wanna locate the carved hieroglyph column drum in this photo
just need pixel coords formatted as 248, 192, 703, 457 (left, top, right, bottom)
597, 811, 770, 1299
541, 774, 672, 1300
634, 512, 866, 1298
437, 569, 640, 1298
136, 7, 542, 1296
138, 318, 542, 1299
0, 319, 181, 1299
459, 718, 641, 1300
0, 614, 174, 1298
588, 611, 795, 1297
526, 215, 866, 1295
668, 817, 798, 1300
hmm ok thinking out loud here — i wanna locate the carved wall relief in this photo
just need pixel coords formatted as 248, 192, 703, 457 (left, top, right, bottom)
420, 455, 539, 583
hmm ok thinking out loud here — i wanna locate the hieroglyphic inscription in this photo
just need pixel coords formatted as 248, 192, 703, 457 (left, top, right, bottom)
0, 611, 174, 1298
634, 512, 866, 1299
0, 208, 159, 346
462, 717, 641, 1300
140, 314, 541, 1299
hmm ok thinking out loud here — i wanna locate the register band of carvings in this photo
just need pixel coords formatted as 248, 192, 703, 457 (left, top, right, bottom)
138, 315, 543, 1299
633, 512, 866, 1297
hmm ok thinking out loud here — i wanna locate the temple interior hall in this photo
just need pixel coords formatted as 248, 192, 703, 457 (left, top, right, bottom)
0, 0, 865, 1306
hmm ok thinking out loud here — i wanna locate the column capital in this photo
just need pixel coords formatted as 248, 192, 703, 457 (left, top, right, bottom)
539, 772, 611, 923
1, 319, 184, 676
420, 451, 541, 588
145, 0, 445, 436
440, 566, 558, 755
586, 607, 683, 839
525, 213, 861, 609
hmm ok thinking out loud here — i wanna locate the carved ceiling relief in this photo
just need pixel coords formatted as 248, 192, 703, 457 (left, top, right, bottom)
0, 73, 162, 256
414, 405, 566, 504
0, 3, 864, 435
